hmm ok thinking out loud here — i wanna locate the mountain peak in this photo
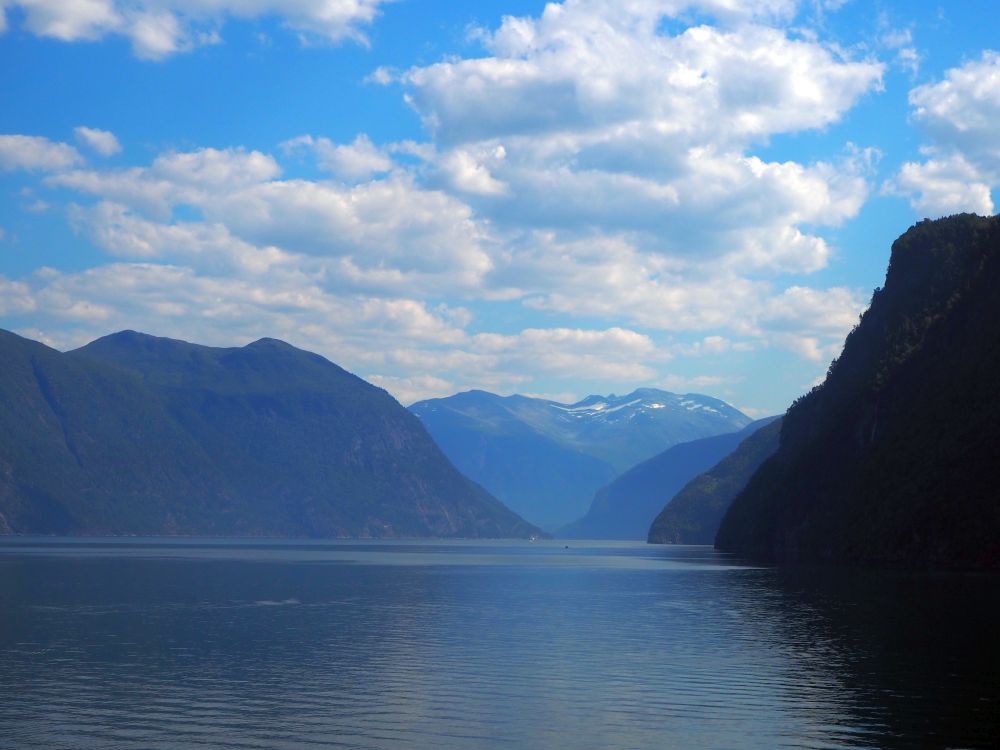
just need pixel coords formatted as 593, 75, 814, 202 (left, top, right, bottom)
245, 337, 297, 350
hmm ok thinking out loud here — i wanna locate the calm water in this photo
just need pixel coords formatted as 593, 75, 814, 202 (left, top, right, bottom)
0, 539, 997, 749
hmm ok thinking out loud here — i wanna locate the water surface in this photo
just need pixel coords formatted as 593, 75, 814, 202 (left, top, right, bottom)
0, 538, 997, 749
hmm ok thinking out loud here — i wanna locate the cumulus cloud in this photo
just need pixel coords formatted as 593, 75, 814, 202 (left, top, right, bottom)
1, 263, 472, 355
0, 277, 37, 314
887, 154, 994, 217
49, 146, 494, 293
471, 326, 659, 381
282, 134, 393, 181
1, 259, 672, 403
755, 285, 866, 360
381, 0, 882, 275
70, 201, 294, 274
888, 51, 1000, 217
397, 6, 881, 145
659, 373, 734, 392
0, 0, 390, 59
49, 146, 283, 217
671, 335, 753, 356
74, 126, 122, 156
0, 135, 83, 172
366, 373, 456, 405
438, 147, 509, 196
3, 1, 888, 407
909, 51, 1000, 175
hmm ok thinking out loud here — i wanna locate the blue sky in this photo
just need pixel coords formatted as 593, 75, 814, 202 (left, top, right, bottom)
1, 0, 998, 414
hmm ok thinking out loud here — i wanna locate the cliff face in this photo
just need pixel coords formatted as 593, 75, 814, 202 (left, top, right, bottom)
648, 418, 781, 545
716, 214, 1000, 567
0, 330, 542, 539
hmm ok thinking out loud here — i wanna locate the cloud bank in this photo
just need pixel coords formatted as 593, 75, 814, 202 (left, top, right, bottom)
1, 0, 894, 406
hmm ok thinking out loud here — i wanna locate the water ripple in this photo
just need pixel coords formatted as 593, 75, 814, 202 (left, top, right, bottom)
0, 539, 997, 749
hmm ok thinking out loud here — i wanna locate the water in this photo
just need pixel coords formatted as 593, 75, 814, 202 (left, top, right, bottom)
0, 539, 997, 749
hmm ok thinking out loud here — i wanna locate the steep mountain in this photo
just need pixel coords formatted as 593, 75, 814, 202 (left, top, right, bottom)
410, 389, 750, 530
648, 417, 782, 544
717, 214, 1000, 567
0, 329, 542, 539
560, 419, 772, 540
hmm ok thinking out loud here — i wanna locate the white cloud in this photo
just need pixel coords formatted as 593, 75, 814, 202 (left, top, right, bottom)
382, 0, 881, 275
14, 0, 120, 41
438, 147, 508, 196
127, 10, 187, 59
756, 285, 865, 360
152, 147, 281, 187
70, 201, 294, 275
74, 126, 122, 156
0, 0, 390, 59
397, 7, 881, 146
366, 373, 456, 405
0, 277, 38, 315
889, 51, 1000, 217
2, 2, 889, 408
909, 50, 1000, 176
878, 23, 920, 75
0, 260, 673, 402
282, 134, 393, 181
1, 262, 472, 355
671, 335, 753, 356
658, 373, 733, 392
0, 135, 83, 172
49, 146, 282, 217
887, 153, 994, 217
47, 146, 491, 289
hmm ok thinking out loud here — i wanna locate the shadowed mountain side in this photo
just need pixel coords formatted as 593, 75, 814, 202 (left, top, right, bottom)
402, 405, 616, 531
0, 330, 543, 539
717, 214, 1000, 567
648, 418, 781, 544
559, 419, 775, 540
411, 389, 750, 529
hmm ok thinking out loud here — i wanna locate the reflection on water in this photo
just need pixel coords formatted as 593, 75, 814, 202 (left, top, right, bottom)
0, 538, 996, 749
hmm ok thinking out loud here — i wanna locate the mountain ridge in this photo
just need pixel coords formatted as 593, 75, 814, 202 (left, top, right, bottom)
561, 418, 775, 540
0, 329, 543, 539
647, 417, 782, 545
410, 388, 751, 530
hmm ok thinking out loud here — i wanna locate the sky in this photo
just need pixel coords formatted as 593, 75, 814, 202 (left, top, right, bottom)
0, 0, 998, 414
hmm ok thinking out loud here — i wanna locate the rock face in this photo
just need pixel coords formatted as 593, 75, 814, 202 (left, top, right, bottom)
648, 418, 781, 545
0, 330, 542, 539
717, 214, 1000, 567
410, 389, 750, 530
561, 419, 774, 540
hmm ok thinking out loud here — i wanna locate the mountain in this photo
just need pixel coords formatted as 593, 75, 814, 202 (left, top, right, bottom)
717, 214, 1000, 567
560, 419, 773, 540
410, 389, 751, 530
0, 329, 542, 539
648, 417, 782, 544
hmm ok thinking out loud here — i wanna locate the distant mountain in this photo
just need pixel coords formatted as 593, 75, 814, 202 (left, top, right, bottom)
717, 214, 1000, 567
560, 419, 773, 540
0, 330, 542, 539
648, 418, 781, 545
410, 389, 751, 530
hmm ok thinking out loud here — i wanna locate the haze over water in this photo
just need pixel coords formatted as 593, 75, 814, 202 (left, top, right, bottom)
1, 539, 997, 749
